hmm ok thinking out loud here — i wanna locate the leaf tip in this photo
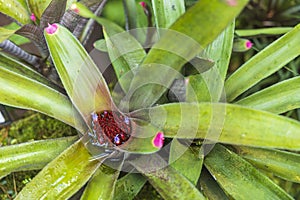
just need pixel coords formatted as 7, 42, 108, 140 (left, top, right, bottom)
45, 23, 58, 34
71, 3, 80, 13
152, 132, 164, 148
185, 77, 190, 85
226, 0, 238, 6
71, 3, 94, 18
233, 38, 253, 52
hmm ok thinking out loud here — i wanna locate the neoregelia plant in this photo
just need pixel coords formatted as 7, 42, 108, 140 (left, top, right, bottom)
0, 0, 300, 199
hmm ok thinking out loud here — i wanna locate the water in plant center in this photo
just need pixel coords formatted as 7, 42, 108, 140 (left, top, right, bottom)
91, 110, 131, 146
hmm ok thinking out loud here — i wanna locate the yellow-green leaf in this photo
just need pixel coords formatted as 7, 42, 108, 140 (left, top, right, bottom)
0, 26, 20, 43
225, 24, 300, 101
132, 103, 300, 150
204, 145, 293, 200
0, 136, 77, 179
15, 139, 101, 199
125, 0, 249, 110
236, 76, 300, 114
0, 0, 31, 24
44, 24, 113, 127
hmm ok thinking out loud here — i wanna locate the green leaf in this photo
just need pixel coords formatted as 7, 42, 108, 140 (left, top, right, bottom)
169, 139, 203, 185
114, 173, 147, 200
26, 0, 52, 19
125, 0, 249, 110
235, 27, 293, 37
122, 0, 152, 43
74, 3, 146, 93
130, 154, 206, 200
187, 21, 235, 102
3, 22, 30, 45
0, 26, 20, 43
8, 33, 31, 45
225, 24, 300, 102
0, 0, 31, 24
94, 39, 107, 52
118, 119, 162, 154
199, 168, 229, 200
15, 139, 101, 199
0, 52, 61, 92
236, 77, 300, 114
186, 75, 210, 102
103, 26, 146, 92
123, 0, 138, 30
185, 56, 215, 75
232, 38, 252, 52
0, 136, 77, 179
39, 0, 67, 28
0, 55, 86, 132
27, 0, 75, 21
44, 24, 113, 126
81, 163, 121, 200
152, 0, 185, 28
204, 144, 293, 200
234, 146, 300, 183
131, 103, 300, 150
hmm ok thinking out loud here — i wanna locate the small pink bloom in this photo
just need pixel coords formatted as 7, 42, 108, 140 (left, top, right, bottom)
245, 40, 253, 49
185, 78, 189, 85
30, 13, 36, 22
71, 3, 80, 13
152, 132, 164, 148
139, 1, 146, 8
45, 23, 58, 34
226, 0, 237, 6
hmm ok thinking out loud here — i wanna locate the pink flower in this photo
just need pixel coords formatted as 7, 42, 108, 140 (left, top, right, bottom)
30, 13, 36, 22
245, 40, 253, 49
152, 132, 164, 148
71, 3, 80, 13
226, 0, 237, 6
139, 2, 146, 8
45, 23, 58, 34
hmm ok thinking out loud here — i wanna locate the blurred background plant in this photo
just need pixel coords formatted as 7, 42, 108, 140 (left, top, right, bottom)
0, 0, 300, 199
233, 0, 300, 102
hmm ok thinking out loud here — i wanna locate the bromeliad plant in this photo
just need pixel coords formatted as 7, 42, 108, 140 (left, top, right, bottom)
1, 0, 300, 199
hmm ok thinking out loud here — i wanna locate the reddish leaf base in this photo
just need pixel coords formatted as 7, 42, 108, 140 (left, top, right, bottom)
92, 110, 131, 146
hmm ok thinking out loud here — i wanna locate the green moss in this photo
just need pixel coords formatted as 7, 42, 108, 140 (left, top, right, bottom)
0, 112, 77, 145
0, 170, 39, 200
0, 112, 78, 199
134, 182, 163, 200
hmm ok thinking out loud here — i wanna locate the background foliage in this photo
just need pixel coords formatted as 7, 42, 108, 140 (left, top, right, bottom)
0, 0, 300, 199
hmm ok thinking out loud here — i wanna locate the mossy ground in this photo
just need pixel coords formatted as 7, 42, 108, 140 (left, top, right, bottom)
0, 111, 77, 200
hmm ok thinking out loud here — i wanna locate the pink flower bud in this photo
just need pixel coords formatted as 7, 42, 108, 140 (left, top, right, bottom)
226, 0, 237, 6
245, 40, 253, 49
139, 2, 146, 8
30, 13, 36, 22
233, 38, 253, 52
71, 3, 80, 13
45, 23, 58, 34
152, 132, 164, 148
